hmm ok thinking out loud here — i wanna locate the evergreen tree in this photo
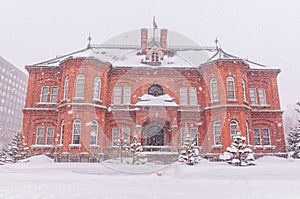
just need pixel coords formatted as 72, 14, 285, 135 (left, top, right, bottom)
287, 102, 300, 158
178, 135, 200, 165
129, 135, 145, 164
0, 131, 29, 165
220, 132, 255, 166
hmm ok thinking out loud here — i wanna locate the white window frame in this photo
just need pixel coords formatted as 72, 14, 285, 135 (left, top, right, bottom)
227, 76, 236, 100
254, 128, 261, 145
112, 127, 120, 146
180, 128, 187, 145
40, 86, 49, 102
93, 77, 101, 100
258, 88, 266, 105
249, 88, 257, 105
122, 127, 130, 146
113, 86, 122, 105
242, 79, 246, 102
90, 121, 98, 145
189, 87, 197, 105
46, 127, 54, 145
36, 127, 45, 145
75, 75, 84, 98
262, 128, 271, 145
230, 120, 238, 140
50, 86, 58, 103
190, 128, 198, 146
72, 119, 81, 144
213, 121, 222, 145
60, 120, 65, 145
63, 77, 69, 100
246, 121, 250, 144
123, 87, 131, 105
210, 78, 219, 102
180, 87, 188, 105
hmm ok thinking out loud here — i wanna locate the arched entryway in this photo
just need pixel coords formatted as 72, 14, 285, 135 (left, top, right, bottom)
143, 125, 165, 146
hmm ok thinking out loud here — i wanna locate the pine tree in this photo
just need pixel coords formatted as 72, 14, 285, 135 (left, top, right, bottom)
287, 102, 300, 158
129, 136, 145, 164
220, 132, 255, 166
178, 135, 200, 165
0, 131, 29, 165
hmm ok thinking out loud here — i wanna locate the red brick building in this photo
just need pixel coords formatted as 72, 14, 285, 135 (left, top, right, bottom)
21, 27, 285, 161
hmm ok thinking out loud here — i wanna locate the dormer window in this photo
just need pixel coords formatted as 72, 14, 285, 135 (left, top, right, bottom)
144, 46, 164, 65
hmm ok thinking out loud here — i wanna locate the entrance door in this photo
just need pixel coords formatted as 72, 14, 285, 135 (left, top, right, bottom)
146, 125, 164, 146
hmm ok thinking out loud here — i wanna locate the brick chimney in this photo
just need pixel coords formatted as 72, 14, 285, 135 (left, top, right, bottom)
160, 28, 168, 53
141, 28, 148, 54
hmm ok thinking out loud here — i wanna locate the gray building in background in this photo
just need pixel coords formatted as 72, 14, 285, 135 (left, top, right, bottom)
0, 56, 28, 148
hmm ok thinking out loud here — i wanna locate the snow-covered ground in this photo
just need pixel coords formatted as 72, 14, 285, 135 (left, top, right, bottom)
0, 155, 299, 199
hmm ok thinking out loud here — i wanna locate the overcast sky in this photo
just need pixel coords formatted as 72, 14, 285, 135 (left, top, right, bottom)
0, 0, 299, 110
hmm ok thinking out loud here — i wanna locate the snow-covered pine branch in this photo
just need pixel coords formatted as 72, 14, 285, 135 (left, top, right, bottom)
220, 132, 255, 166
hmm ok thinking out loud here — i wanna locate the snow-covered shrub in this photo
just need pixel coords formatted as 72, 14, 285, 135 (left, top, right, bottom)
178, 135, 200, 165
130, 136, 146, 164
220, 132, 255, 166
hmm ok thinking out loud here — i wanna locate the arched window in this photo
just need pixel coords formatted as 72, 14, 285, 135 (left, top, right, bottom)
90, 120, 98, 145
75, 75, 84, 98
213, 121, 222, 145
245, 121, 250, 144
210, 78, 219, 102
148, 84, 164, 96
60, 120, 65, 145
227, 76, 236, 100
63, 77, 69, 100
230, 120, 238, 140
151, 52, 159, 62
241, 79, 246, 102
72, 119, 81, 144
93, 77, 101, 100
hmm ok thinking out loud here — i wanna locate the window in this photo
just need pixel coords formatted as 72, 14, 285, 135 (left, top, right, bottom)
151, 52, 159, 62
210, 78, 219, 102
242, 79, 246, 101
40, 86, 49, 102
258, 88, 266, 105
122, 127, 130, 146
230, 120, 238, 140
249, 88, 257, 105
46, 127, 54, 145
113, 86, 122, 105
189, 87, 197, 105
72, 119, 81, 144
36, 127, 44, 145
180, 87, 188, 105
93, 77, 101, 100
180, 128, 187, 145
246, 121, 250, 144
254, 128, 261, 145
213, 121, 222, 145
90, 121, 98, 145
123, 87, 131, 105
112, 127, 120, 146
63, 77, 69, 100
75, 75, 84, 98
50, 86, 58, 103
148, 84, 163, 96
190, 128, 198, 146
227, 77, 236, 100
263, 128, 271, 145
60, 120, 65, 145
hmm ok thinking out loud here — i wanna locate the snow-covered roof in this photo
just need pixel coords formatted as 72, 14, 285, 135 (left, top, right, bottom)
134, 94, 179, 107
28, 28, 278, 70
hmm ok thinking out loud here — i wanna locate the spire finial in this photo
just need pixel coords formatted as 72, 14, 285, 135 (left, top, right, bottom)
87, 33, 92, 49
215, 37, 220, 50
153, 16, 158, 29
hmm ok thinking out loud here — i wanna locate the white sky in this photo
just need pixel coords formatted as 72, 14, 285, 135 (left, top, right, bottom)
0, 0, 299, 110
